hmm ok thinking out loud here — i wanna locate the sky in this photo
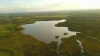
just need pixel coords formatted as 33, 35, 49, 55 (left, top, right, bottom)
0, 0, 100, 13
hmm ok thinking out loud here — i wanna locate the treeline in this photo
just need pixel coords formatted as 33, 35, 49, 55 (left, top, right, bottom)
56, 13, 100, 55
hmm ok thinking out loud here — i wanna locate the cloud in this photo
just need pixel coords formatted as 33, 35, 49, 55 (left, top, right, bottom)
0, 5, 5, 9
21, 6, 24, 8
21, 5, 30, 9
31, 3, 64, 11
0, 5, 12, 13
13, 0, 23, 3
38, 1, 100, 11
31, 2, 81, 11
26, 5, 30, 8
0, 5, 7, 10
5, 5, 32, 13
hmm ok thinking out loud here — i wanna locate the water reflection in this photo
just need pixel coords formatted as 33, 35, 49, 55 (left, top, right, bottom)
21, 19, 77, 43
22, 19, 78, 55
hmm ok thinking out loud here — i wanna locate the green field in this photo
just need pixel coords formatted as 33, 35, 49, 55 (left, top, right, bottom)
0, 12, 100, 56
56, 13, 100, 55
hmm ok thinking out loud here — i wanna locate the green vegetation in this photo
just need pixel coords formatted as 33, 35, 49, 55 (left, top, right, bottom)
0, 48, 15, 56
0, 13, 68, 56
56, 13, 100, 55
60, 37, 81, 56
63, 33, 68, 35
55, 35, 59, 38
1, 12, 100, 56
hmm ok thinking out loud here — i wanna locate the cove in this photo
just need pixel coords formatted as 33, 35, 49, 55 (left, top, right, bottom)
21, 19, 77, 55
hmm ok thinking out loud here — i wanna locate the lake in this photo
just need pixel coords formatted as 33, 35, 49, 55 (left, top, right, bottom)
21, 19, 78, 55
21, 19, 77, 44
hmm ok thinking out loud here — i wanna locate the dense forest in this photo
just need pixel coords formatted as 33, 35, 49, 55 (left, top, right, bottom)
0, 12, 100, 56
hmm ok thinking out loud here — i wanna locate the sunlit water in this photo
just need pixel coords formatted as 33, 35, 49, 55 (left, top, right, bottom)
21, 19, 77, 55
76, 40, 85, 54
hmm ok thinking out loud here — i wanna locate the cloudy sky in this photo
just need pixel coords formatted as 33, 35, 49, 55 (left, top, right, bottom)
0, 0, 100, 13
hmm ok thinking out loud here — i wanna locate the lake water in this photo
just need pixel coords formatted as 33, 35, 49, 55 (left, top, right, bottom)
21, 19, 78, 55
21, 19, 77, 44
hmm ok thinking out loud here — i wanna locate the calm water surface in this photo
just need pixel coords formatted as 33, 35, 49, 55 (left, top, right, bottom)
21, 19, 77, 44
22, 19, 78, 55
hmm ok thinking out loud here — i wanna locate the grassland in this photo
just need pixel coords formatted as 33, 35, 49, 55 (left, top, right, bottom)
0, 12, 100, 56
56, 13, 100, 56
0, 13, 68, 56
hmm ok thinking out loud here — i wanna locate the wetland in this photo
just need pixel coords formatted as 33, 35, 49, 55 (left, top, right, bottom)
0, 12, 100, 56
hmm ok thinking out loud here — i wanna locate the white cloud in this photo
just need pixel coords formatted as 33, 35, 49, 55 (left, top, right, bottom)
21, 5, 30, 9
0, 5, 12, 13
21, 6, 24, 8
13, 0, 23, 3
26, 5, 30, 8
0, 5, 8, 10
1, 0, 100, 13
0, 5, 6, 9
30, 2, 82, 11
31, 0, 100, 11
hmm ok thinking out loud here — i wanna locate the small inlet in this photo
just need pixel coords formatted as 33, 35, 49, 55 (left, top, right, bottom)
57, 39, 64, 56
76, 40, 85, 53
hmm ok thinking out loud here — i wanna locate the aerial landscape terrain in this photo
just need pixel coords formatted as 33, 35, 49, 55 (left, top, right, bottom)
0, 10, 100, 56
1, 0, 100, 56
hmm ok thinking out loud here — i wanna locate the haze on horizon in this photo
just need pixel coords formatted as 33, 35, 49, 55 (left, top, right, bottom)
0, 0, 100, 13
